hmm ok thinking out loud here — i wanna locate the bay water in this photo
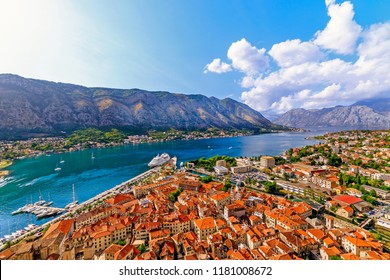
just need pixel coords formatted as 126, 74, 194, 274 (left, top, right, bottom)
0, 132, 321, 236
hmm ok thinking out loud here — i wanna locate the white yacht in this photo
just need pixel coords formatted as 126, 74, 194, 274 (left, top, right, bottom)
24, 224, 38, 231
148, 153, 170, 168
65, 184, 78, 209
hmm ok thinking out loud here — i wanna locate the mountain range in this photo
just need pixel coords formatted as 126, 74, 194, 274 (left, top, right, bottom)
0, 74, 283, 139
273, 99, 390, 130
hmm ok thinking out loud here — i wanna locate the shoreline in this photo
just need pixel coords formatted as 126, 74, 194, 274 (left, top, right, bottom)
0, 130, 288, 177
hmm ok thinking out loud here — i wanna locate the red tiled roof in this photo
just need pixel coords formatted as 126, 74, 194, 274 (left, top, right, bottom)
0, 248, 15, 260
341, 253, 360, 260
115, 244, 139, 260
91, 230, 111, 239
333, 195, 362, 205
210, 192, 230, 201
104, 244, 123, 255
43, 219, 74, 239
321, 246, 341, 257
307, 229, 325, 240
194, 217, 215, 230
344, 236, 371, 247
185, 254, 198, 260
343, 206, 354, 214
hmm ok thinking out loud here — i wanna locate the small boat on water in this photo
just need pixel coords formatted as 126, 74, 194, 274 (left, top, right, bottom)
54, 166, 61, 172
4, 234, 13, 241
36, 210, 49, 219
24, 224, 38, 231
60, 157, 65, 164
34, 200, 46, 206
38, 208, 63, 219
44, 193, 53, 206
16, 230, 26, 236
65, 184, 78, 209
65, 202, 78, 209
11, 231, 21, 238
12, 207, 24, 215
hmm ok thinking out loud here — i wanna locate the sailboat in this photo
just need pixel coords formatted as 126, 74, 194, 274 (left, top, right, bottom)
91, 153, 95, 160
54, 163, 61, 172
44, 193, 53, 206
34, 190, 46, 206
65, 184, 78, 209
60, 157, 65, 164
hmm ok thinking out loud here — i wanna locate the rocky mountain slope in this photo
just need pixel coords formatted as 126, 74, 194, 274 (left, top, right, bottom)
274, 104, 390, 130
353, 98, 390, 117
0, 74, 282, 139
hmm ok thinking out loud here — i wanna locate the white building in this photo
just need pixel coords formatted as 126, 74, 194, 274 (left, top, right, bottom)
214, 166, 229, 175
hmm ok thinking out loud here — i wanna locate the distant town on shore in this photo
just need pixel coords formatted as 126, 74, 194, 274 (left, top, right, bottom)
0, 127, 254, 178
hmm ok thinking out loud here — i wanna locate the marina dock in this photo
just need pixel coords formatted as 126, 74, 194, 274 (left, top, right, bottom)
12, 204, 65, 219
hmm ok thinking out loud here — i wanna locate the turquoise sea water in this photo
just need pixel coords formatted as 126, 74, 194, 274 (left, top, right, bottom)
0, 132, 321, 236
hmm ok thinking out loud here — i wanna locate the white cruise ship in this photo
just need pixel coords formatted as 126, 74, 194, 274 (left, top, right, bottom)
148, 153, 170, 168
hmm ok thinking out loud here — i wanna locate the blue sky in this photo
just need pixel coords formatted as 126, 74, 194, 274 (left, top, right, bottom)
0, 0, 389, 113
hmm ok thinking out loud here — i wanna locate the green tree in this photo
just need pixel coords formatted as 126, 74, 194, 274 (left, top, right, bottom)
274, 156, 286, 165
138, 243, 146, 254
168, 188, 183, 202
328, 154, 342, 167
263, 181, 280, 194
200, 176, 213, 183
222, 182, 232, 192
117, 239, 126, 246
3, 241, 11, 250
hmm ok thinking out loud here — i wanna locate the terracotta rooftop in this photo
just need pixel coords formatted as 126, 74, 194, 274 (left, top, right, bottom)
343, 206, 354, 214
333, 195, 363, 205
344, 236, 371, 247
104, 244, 123, 255
210, 192, 230, 201
321, 246, 341, 257
115, 244, 139, 260
307, 229, 326, 240
341, 253, 360, 260
43, 219, 74, 240
194, 217, 215, 230
0, 248, 15, 260
91, 230, 111, 239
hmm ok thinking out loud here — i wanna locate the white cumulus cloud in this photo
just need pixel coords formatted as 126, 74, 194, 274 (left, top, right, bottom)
227, 38, 269, 74
204, 58, 232, 74
269, 39, 323, 68
314, 0, 362, 55
205, 1, 390, 115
